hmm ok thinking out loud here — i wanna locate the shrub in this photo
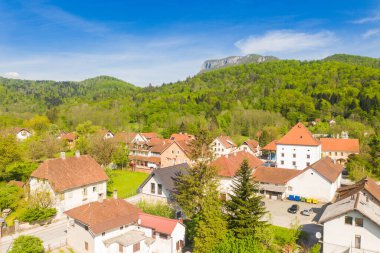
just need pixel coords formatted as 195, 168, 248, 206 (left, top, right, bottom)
0, 184, 22, 210
9, 235, 44, 253
137, 199, 175, 218
19, 208, 57, 223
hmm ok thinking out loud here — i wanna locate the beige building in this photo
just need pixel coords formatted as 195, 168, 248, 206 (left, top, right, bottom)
320, 138, 360, 164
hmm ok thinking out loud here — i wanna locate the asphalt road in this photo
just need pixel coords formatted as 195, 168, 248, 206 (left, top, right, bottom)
0, 220, 67, 252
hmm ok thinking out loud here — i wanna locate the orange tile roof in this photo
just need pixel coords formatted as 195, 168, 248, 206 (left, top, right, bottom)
216, 136, 237, 148
211, 151, 264, 177
336, 177, 380, 203
31, 155, 108, 192
276, 122, 320, 146
60, 132, 77, 141
170, 133, 195, 141
141, 132, 158, 139
306, 156, 343, 183
253, 166, 302, 185
129, 155, 161, 164
65, 199, 140, 235
139, 213, 181, 235
243, 139, 259, 150
320, 138, 360, 153
262, 140, 277, 151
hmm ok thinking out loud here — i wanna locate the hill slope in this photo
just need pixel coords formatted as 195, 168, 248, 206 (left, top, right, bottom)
323, 54, 380, 68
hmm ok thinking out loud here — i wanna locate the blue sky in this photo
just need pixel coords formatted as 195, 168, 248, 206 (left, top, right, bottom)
1, 0, 380, 86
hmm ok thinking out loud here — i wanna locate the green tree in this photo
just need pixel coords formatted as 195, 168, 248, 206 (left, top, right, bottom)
9, 235, 44, 253
0, 184, 22, 211
4, 162, 38, 181
0, 135, 23, 177
226, 159, 267, 238
88, 135, 117, 165
112, 143, 129, 169
211, 232, 266, 253
25, 115, 50, 134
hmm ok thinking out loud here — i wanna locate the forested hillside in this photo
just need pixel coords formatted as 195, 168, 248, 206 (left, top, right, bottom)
1, 55, 380, 141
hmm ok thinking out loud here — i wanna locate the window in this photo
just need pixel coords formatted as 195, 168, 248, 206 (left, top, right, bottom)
85, 242, 88, 251
355, 235, 361, 249
83, 188, 87, 196
85, 225, 89, 231
133, 242, 140, 252
335, 152, 338, 156
158, 184, 162, 195
341, 152, 343, 156
306, 154, 310, 159
288, 186, 293, 191
329, 152, 332, 155
151, 183, 155, 194
306, 162, 310, 166
68, 191, 73, 198
281, 161, 284, 165
119, 244, 123, 253
93, 186, 97, 192
102, 232, 105, 236
281, 153, 284, 157
160, 233, 168, 239
293, 153, 296, 158
120, 226, 124, 230
355, 218, 363, 227
292, 161, 296, 166
345, 216, 353, 225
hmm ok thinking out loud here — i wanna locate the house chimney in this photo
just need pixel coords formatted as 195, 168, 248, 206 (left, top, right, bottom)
98, 194, 103, 203
75, 150, 80, 158
113, 189, 118, 199
60, 152, 66, 159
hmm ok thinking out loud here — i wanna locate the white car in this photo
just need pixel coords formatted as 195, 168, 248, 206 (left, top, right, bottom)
301, 208, 313, 216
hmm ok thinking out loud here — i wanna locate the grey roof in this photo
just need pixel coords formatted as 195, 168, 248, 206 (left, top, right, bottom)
138, 163, 190, 192
103, 230, 149, 247
319, 191, 380, 227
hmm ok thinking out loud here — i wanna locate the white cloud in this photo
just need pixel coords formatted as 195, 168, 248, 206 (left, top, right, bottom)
362, 29, 380, 39
353, 14, 380, 24
235, 30, 336, 56
2, 72, 20, 79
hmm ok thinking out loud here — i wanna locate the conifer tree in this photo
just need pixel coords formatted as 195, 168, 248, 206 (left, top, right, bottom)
226, 159, 267, 238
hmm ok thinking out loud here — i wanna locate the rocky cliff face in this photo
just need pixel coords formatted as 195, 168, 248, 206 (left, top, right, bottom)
200, 54, 278, 72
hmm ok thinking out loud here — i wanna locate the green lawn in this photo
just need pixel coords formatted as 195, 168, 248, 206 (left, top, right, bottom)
107, 170, 149, 198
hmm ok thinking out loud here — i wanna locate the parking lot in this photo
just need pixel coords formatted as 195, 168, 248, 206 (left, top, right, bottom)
263, 198, 325, 246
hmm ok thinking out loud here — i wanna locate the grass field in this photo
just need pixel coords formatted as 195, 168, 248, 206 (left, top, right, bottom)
107, 170, 149, 198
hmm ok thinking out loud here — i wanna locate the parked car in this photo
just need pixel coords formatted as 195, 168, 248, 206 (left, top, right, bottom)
288, 204, 299, 214
301, 208, 313, 216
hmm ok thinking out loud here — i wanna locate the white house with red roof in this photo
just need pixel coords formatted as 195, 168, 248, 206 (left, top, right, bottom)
254, 157, 343, 202
319, 177, 380, 252
65, 197, 185, 253
210, 151, 264, 200
29, 152, 108, 215
238, 139, 261, 156
276, 122, 322, 170
210, 135, 237, 158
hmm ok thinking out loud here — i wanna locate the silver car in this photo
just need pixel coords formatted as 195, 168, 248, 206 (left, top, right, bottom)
301, 208, 313, 216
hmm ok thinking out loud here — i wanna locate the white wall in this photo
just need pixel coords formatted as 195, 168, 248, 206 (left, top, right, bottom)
238, 144, 260, 156
211, 139, 235, 158
323, 210, 380, 253
276, 144, 321, 170
29, 177, 107, 215
140, 176, 171, 202
218, 177, 233, 196
16, 130, 31, 141
287, 168, 337, 202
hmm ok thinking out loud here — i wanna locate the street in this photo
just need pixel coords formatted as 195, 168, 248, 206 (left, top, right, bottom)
0, 220, 67, 253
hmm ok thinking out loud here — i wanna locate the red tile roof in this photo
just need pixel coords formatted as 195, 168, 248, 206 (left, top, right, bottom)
336, 177, 380, 203
320, 138, 360, 153
306, 156, 343, 183
243, 139, 259, 150
139, 213, 181, 235
277, 122, 320, 146
60, 132, 77, 142
216, 136, 237, 148
141, 132, 158, 140
211, 151, 264, 177
65, 199, 140, 235
31, 155, 108, 192
253, 166, 302, 185
262, 140, 277, 151
170, 133, 194, 141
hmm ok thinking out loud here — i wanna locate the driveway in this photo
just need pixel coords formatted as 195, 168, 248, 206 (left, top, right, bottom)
263, 198, 326, 248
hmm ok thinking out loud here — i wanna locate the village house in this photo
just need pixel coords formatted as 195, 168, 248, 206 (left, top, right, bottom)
65, 196, 185, 253
254, 156, 343, 202
138, 163, 189, 218
262, 139, 277, 162
320, 138, 360, 164
8, 127, 33, 141
238, 139, 261, 156
58, 132, 77, 149
210, 135, 237, 158
170, 133, 195, 141
129, 138, 192, 171
210, 151, 264, 200
97, 130, 115, 139
319, 177, 380, 253
29, 152, 108, 215
275, 122, 322, 170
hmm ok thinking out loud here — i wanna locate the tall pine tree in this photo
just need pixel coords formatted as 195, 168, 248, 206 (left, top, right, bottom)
226, 159, 267, 238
